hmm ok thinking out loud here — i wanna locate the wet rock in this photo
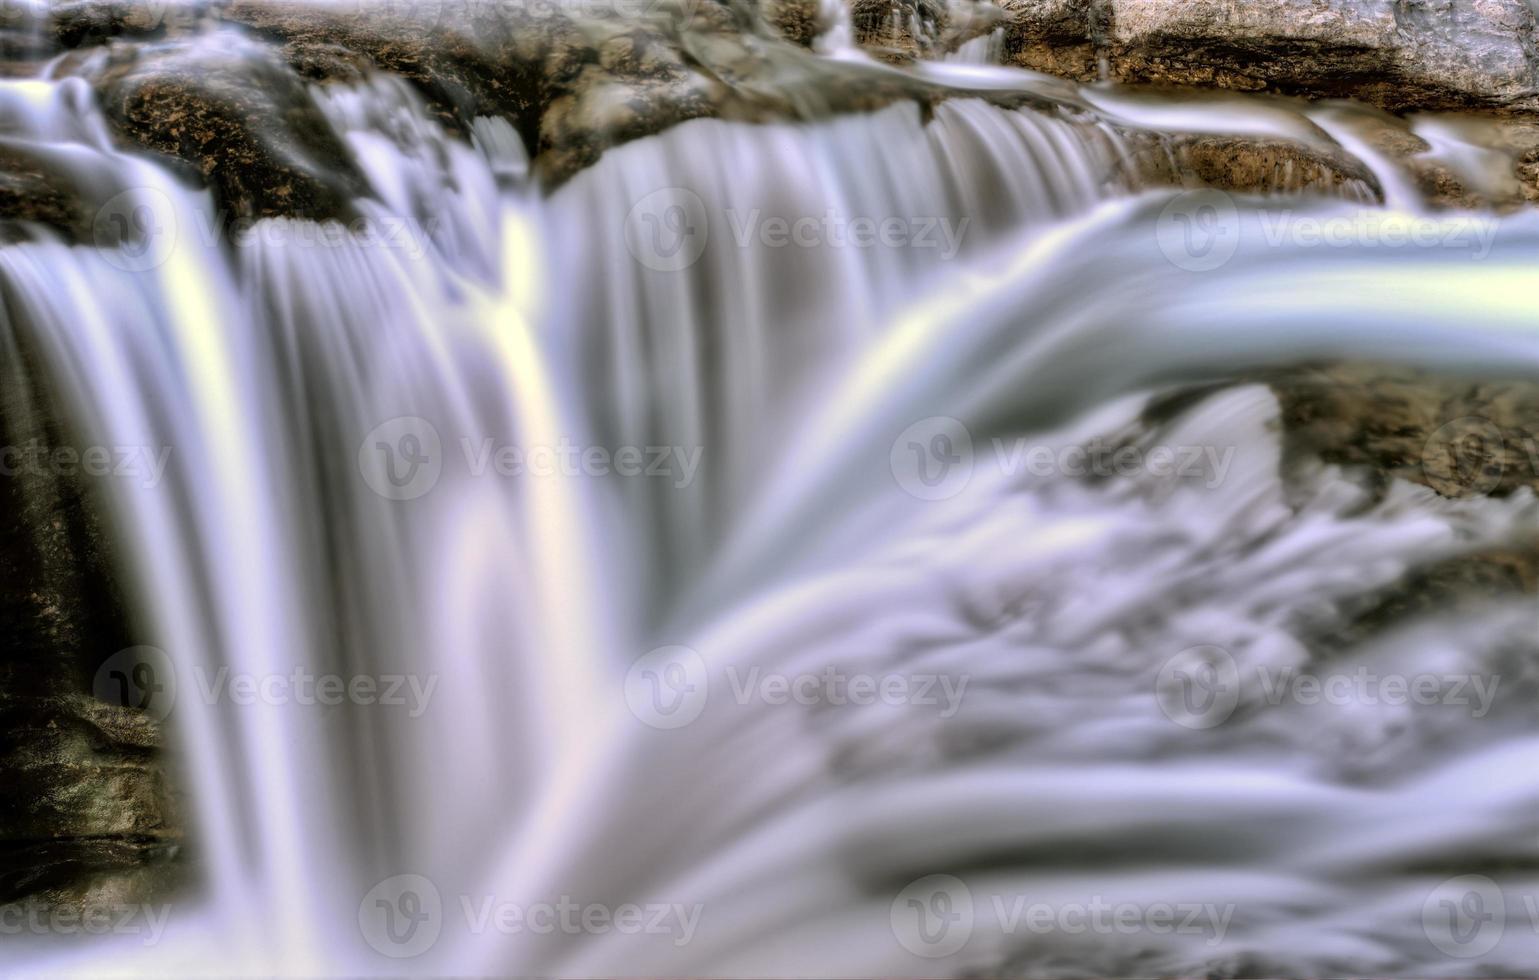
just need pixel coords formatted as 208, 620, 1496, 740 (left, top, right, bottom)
1262, 362, 1539, 648
0, 143, 99, 242
1121, 130, 1381, 199
997, 0, 1102, 77
763, 0, 825, 47
78, 30, 369, 220
0, 330, 178, 916
852, 0, 950, 60
0, 836, 188, 923
1000, 0, 1539, 114
0, 695, 177, 844
1268, 363, 1539, 500
221, 0, 544, 145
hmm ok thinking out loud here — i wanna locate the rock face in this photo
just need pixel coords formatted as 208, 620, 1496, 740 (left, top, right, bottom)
0, 336, 186, 917
1263, 362, 1539, 647
79, 31, 370, 220
1000, 0, 1539, 112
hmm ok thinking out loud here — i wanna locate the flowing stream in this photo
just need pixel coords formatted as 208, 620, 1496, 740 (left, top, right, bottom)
7, 21, 1539, 978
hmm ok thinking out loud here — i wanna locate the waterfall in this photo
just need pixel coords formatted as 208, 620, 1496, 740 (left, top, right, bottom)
7, 33, 1539, 979
943, 28, 1004, 65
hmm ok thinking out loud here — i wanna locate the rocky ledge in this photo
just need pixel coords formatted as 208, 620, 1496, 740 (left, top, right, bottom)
996, 0, 1539, 113
0, 0, 1534, 227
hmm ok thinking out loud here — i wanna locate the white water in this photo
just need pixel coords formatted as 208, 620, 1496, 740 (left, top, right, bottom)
7, 36, 1539, 979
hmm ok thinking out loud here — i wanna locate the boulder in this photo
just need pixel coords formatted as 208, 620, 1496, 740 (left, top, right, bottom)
78, 30, 370, 220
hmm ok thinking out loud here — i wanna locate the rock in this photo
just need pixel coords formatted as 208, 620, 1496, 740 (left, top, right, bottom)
1261, 362, 1539, 649
852, 0, 950, 60
998, 0, 1103, 77
1120, 130, 1381, 199
1000, 0, 1539, 114
0, 339, 179, 917
762, 0, 825, 46
76, 30, 370, 221
0, 144, 98, 242
0, 695, 177, 844
1268, 362, 1539, 500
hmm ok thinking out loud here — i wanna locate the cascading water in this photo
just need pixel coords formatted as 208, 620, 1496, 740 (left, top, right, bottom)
7, 13, 1539, 979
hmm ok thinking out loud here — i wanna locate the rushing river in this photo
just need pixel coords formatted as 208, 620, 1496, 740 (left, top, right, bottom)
7, 11, 1539, 977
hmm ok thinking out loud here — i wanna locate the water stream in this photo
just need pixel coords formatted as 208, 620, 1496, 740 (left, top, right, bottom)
7, 16, 1539, 978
